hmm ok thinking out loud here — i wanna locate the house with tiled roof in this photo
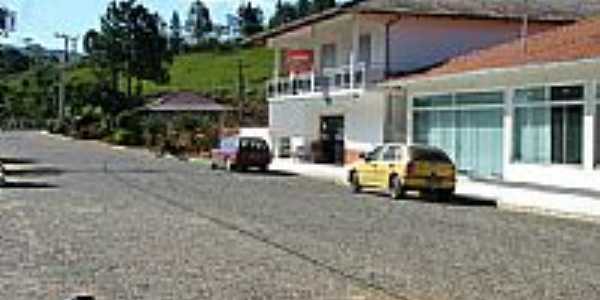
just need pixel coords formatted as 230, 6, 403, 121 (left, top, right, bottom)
383, 18, 600, 188
257, 0, 590, 166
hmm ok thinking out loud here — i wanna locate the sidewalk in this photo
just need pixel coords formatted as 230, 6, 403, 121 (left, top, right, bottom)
270, 159, 600, 222
270, 159, 349, 185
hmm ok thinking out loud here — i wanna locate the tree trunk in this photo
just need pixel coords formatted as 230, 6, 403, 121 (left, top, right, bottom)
111, 69, 119, 93
126, 72, 132, 99
136, 78, 143, 96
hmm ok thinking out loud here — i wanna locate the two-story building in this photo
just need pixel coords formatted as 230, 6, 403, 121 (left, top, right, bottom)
252, 0, 574, 166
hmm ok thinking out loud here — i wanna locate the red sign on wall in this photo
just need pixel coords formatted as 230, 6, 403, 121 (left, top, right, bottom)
284, 49, 314, 75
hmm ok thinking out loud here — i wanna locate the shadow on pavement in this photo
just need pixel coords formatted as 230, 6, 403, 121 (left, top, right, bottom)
1, 181, 58, 189
234, 169, 299, 177
4, 167, 65, 177
69, 168, 167, 175
0, 157, 39, 164
367, 190, 496, 207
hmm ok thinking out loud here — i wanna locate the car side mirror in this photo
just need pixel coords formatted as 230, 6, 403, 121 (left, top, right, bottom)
360, 152, 372, 162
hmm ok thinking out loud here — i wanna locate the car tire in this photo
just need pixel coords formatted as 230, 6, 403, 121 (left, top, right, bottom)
350, 171, 362, 194
438, 189, 455, 202
389, 175, 405, 200
210, 162, 218, 170
259, 165, 268, 173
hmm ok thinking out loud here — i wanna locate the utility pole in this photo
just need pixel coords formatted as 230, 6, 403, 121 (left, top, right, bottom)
237, 58, 246, 126
55, 32, 75, 123
521, 0, 529, 57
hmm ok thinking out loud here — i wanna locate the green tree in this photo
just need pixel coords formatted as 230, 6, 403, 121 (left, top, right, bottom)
186, 0, 213, 44
0, 45, 31, 76
296, 0, 312, 18
269, 0, 298, 28
84, 0, 172, 98
312, 0, 336, 13
238, 2, 264, 37
169, 11, 184, 54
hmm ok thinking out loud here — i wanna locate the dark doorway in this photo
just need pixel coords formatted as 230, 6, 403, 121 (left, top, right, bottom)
320, 116, 345, 165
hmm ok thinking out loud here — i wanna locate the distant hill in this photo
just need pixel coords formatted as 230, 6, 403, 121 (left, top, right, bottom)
143, 47, 274, 99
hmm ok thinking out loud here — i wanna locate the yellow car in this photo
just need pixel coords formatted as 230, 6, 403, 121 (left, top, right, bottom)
348, 144, 456, 200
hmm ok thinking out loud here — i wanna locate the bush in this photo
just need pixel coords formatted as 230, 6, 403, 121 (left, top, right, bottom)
110, 128, 142, 146
48, 120, 68, 135
141, 116, 167, 148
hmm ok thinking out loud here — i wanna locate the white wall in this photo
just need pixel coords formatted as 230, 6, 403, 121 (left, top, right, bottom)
387, 17, 555, 74
269, 90, 386, 155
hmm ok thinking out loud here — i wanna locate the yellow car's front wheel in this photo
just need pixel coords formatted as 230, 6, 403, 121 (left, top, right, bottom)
389, 175, 405, 200
350, 171, 362, 193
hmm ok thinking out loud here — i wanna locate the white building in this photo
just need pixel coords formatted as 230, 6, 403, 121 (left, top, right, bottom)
384, 18, 600, 190
252, 0, 570, 165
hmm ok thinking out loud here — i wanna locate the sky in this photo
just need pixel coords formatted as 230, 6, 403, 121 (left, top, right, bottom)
1, 0, 275, 49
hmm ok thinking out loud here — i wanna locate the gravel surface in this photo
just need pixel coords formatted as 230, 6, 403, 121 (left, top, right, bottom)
1, 131, 600, 300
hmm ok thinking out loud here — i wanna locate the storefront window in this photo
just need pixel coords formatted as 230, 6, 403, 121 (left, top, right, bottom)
413, 94, 453, 108
455, 91, 504, 106
278, 137, 291, 158
513, 85, 584, 165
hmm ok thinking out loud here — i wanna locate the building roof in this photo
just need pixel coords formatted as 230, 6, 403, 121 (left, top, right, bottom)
143, 92, 234, 113
248, 0, 592, 44
399, 18, 600, 81
358, 0, 600, 20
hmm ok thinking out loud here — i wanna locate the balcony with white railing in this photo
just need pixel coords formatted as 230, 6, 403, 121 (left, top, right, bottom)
266, 62, 383, 100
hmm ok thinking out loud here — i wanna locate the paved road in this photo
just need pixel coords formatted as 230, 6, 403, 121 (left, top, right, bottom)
1, 131, 599, 300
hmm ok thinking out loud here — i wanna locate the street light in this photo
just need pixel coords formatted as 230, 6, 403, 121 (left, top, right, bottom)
55, 32, 76, 123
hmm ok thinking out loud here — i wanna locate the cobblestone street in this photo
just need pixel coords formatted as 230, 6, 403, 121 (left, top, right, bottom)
1, 131, 600, 300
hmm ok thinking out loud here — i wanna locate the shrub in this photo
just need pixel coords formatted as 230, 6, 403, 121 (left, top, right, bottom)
110, 128, 142, 146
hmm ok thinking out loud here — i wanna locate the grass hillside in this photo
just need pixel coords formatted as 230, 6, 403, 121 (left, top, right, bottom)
144, 47, 274, 97
63, 47, 274, 98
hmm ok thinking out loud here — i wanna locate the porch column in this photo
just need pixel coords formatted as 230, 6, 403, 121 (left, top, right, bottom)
350, 13, 360, 90
406, 92, 414, 145
218, 112, 225, 139
584, 81, 596, 170
503, 88, 515, 178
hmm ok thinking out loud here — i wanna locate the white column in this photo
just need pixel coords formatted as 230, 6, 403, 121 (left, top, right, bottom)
584, 82, 596, 170
503, 88, 515, 179
350, 14, 360, 90
406, 92, 414, 145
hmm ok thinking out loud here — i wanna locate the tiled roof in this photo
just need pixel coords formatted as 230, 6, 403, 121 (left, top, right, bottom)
248, 0, 584, 44
411, 18, 600, 79
144, 92, 234, 112
358, 0, 600, 20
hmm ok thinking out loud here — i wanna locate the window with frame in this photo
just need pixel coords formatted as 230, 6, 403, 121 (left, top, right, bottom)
358, 34, 372, 67
367, 146, 384, 161
321, 43, 337, 70
513, 85, 584, 165
278, 137, 291, 158
383, 146, 402, 161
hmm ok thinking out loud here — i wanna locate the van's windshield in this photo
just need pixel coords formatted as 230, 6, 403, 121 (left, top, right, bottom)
240, 138, 269, 151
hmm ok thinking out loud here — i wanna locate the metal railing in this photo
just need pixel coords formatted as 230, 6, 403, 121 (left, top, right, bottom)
266, 62, 381, 99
